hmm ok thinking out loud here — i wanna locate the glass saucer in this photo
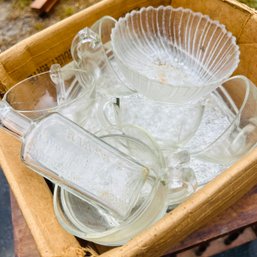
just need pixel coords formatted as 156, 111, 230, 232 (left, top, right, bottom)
53, 133, 168, 246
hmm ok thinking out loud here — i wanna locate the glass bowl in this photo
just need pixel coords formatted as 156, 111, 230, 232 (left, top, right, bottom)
111, 6, 240, 104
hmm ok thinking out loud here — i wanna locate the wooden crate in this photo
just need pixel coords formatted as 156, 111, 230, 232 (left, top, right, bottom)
1, 0, 257, 256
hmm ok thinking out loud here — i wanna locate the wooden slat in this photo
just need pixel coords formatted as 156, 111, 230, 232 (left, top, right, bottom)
42, 0, 59, 13
176, 228, 256, 257
168, 186, 257, 253
30, 0, 48, 9
31, 0, 59, 14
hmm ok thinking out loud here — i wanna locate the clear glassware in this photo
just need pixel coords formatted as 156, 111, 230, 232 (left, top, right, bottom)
187, 75, 257, 164
99, 92, 205, 149
164, 150, 197, 210
53, 132, 168, 246
95, 123, 165, 163
111, 6, 240, 104
3, 64, 96, 127
71, 16, 134, 97
0, 102, 167, 220
97, 124, 198, 210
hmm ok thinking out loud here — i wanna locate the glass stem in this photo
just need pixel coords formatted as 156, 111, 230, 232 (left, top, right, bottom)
169, 166, 184, 189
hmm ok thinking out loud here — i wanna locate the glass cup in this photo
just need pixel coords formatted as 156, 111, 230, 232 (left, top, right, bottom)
111, 6, 240, 104
53, 132, 168, 246
71, 16, 134, 97
2, 64, 98, 130
99, 92, 205, 149
187, 75, 257, 164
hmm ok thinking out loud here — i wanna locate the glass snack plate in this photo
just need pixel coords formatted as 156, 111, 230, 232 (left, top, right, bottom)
111, 6, 240, 104
53, 133, 168, 246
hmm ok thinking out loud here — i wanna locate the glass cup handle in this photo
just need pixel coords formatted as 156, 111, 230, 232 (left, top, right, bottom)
50, 64, 67, 104
230, 118, 257, 155
71, 27, 101, 65
164, 150, 198, 209
98, 98, 121, 128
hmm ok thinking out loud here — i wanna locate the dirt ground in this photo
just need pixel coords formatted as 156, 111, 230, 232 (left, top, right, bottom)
0, 0, 101, 52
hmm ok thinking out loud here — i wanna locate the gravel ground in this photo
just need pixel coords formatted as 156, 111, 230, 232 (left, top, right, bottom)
0, 0, 251, 53
0, 0, 101, 52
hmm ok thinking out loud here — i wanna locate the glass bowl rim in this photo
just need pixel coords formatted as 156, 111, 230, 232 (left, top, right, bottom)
111, 5, 240, 88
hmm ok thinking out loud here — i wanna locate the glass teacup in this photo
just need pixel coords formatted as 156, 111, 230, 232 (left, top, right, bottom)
187, 75, 257, 164
2, 65, 97, 129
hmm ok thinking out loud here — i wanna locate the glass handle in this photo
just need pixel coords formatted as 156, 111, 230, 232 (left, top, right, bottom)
167, 166, 198, 209
165, 151, 198, 209
71, 27, 101, 64
90, 15, 117, 45
98, 98, 121, 128
50, 64, 67, 104
230, 120, 257, 156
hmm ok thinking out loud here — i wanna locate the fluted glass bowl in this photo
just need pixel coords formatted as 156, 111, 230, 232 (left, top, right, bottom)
111, 6, 240, 104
